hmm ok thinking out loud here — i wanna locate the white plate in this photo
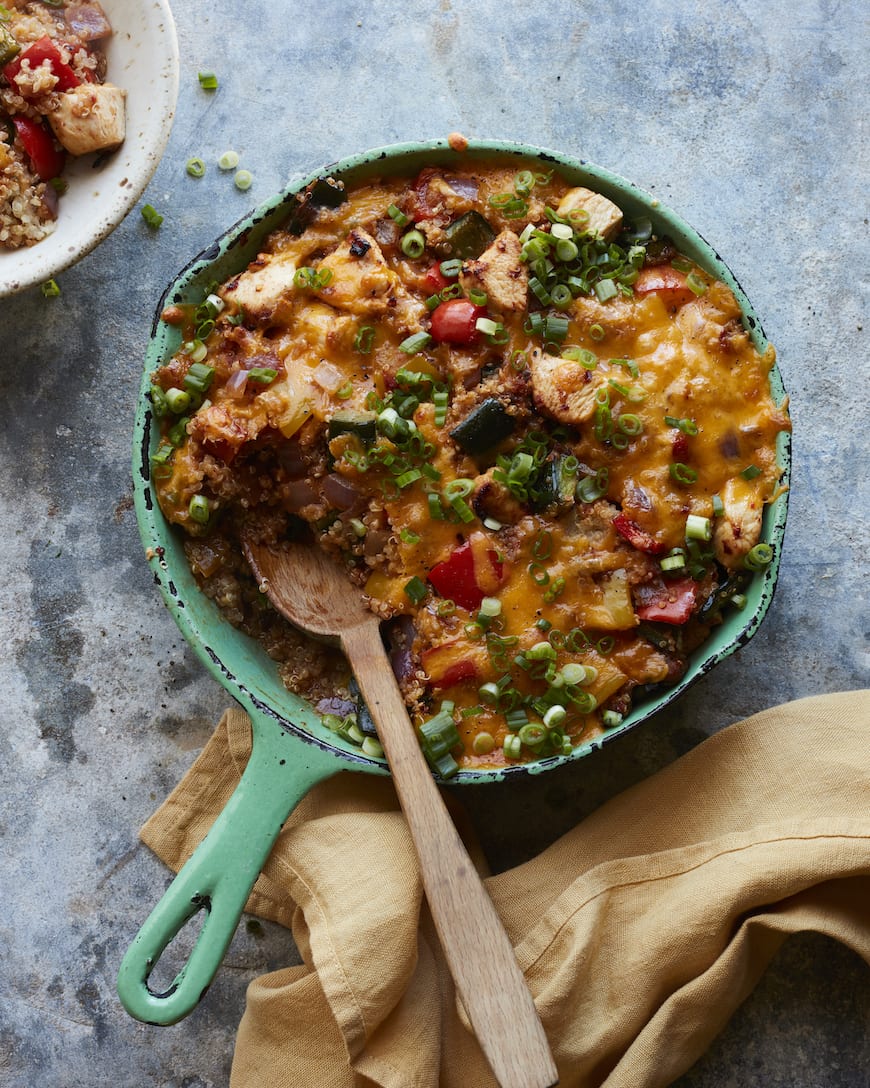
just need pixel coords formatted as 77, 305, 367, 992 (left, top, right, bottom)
0, 0, 179, 296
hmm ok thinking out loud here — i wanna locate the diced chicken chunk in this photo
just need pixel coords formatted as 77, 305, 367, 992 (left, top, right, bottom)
556, 186, 623, 240
713, 475, 763, 569
529, 347, 605, 428
48, 82, 125, 156
314, 228, 400, 316
289, 301, 356, 356
471, 467, 525, 525
459, 229, 527, 313
223, 252, 299, 322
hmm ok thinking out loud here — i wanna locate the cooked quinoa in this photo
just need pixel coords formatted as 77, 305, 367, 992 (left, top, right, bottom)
0, 0, 124, 248
148, 159, 790, 773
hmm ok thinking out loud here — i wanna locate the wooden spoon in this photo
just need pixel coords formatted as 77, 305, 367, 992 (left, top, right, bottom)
243, 536, 558, 1088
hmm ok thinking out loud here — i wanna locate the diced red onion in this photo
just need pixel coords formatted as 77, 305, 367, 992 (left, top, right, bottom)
64, 2, 113, 40
276, 442, 307, 477
446, 176, 479, 200
224, 369, 249, 398
312, 360, 344, 393
385, 616, 416, 683
363, 529, 390, 557
41, 183, 59, 219
322, 472, 361, 510
283, 480, 318, 512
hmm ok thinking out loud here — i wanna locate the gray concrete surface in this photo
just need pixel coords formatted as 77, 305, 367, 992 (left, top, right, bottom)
1, 0, 868, 1084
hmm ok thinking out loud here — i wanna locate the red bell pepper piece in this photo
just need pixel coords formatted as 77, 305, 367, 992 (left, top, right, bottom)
635, 577, 700, 625
11, 116, 65, 181
3, 36, 81, 94
421, 640, 481, 688
424, 261, 449, 292
429, 299, 486, 346
410, 166, 440, 221
634, 266, 696, 309
672, 432, 690, 461
427, 540, 502, 611
613, 513, 667, 556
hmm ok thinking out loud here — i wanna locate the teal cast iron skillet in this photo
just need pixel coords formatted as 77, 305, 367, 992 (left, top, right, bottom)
117, 139, 791, 1025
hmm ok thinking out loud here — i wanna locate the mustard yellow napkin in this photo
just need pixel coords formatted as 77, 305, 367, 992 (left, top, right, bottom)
141, 691, 870, 1088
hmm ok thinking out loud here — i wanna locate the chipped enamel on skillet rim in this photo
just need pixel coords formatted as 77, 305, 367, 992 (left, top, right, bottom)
133, 138, 791, 785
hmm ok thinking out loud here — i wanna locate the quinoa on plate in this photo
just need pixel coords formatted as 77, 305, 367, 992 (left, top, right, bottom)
0, 0, 125, 248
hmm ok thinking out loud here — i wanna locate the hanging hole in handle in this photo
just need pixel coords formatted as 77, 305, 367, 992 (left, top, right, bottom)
145, 893, 211, 998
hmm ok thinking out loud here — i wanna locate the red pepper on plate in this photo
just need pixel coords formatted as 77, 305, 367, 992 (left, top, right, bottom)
11, 116, 65, 180
3, 36, 82, 93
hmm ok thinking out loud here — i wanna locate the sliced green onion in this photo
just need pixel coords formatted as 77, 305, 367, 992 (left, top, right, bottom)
197, 70, 219, 90
399, 331, 432, 354
183, 361, 214, 393
503, 733, 522, 759
40, 279, 60, 298
439, 258, 462, 278
388, 203, 410, 227
744, 542, 774, 571
450, 495, 476, 523
588, 323, 606, 341
167, 417, 190, 447
396, 468, 422, 488
527, 641, 557, 661
594, 279, 618, 302
711, 494, 725, 517
686, 272, 707, 295
514, 170, 535, 195
427, 492, 445, 520
188, 494, 210, 524
218, 150, 239, 170
361, 736, 384, 759
730, 593, 748, 610
141, 204, 163, 229
601, 710, 624, 728
685, 514, 712, 541
234, 169, 253, 191
618, 413, 643, 436
186, 157, 206, 178
669, 462, 698, 485
348, 518, 367, 538
472, 732, 495, 756
467, 288, 488, 307
354, 325, 375, 354
433, 388, 449, 427
247, 367, 277, 385
551, 283, 572, 309
518, 722, 547, 748
543, 705, 567, 729
660, 553, 686, 572
665, 415, 699, 435
741, 465, 762, 480
400, 528, 421, 545
401, 230, 426, 258
336, 381, 353, 400
404, 576, 427, 604
444, 478, 474, 500
165, 387, 191, 414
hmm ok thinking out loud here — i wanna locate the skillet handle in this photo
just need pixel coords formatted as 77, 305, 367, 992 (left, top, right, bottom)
117, 721, 338, 1025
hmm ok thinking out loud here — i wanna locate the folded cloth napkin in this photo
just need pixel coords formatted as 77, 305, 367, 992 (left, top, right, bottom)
141, 691, 870, 1088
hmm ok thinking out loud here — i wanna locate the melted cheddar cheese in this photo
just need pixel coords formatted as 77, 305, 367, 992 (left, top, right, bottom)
150, 160, 789, 772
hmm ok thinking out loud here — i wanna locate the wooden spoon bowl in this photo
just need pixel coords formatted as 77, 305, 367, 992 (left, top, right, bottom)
243, 535, 558, 1088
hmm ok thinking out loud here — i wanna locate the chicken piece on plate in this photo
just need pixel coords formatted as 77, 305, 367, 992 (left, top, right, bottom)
48, 82, 125, 156
459, 229, 527, 313
529, 347, 606, 427
556, 186, 623, 240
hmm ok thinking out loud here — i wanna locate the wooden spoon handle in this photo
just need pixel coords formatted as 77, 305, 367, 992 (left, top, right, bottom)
342, 621, 558, 1088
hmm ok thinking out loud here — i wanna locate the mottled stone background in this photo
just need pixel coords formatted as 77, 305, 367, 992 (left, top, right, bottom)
1, 0, 867, 1084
